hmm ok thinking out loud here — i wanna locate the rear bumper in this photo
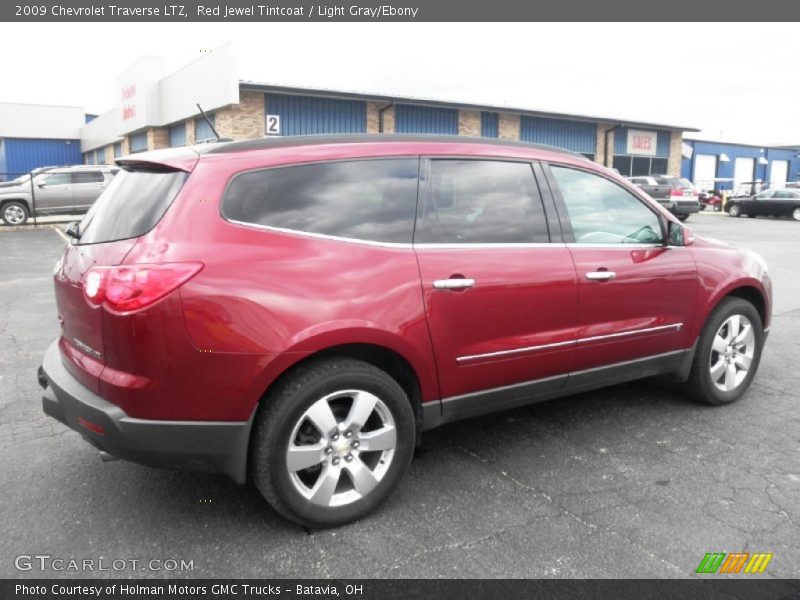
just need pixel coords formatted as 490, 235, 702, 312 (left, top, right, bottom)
670, 202, 703, 216
39, 341, 252, 484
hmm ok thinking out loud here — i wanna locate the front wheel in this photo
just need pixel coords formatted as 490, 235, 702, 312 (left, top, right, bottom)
792, 207, 800, 221
728, 204, 742, 217
250, 357, 415, 528
686, 298, 764, 406
2, 201, 29, 226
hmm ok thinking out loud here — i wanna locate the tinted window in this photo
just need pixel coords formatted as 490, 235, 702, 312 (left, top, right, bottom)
415, 160, 547, 244
775, 190, 800, 199
72, 171, 104, 184
42, 173, 71, 186
222, 159, 419, 244
551, 166, 663, 245
78, 169, 186, 245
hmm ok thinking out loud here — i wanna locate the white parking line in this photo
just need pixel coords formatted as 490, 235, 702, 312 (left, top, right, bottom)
52, 226, 69, 243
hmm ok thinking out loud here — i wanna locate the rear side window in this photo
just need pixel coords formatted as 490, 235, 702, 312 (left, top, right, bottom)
221, 159, 419, 244
415, 160, 548, 244
72, 171, 104, 184
78, 169, 186, 245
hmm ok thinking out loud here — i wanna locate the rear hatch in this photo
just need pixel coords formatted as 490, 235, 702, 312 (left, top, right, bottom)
53, 165, 189, 392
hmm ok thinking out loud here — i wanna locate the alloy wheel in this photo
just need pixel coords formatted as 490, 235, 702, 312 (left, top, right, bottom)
286, 389, 397, 507
4, 204, 25, 225
709, 314, 756, 392
793, 207, 800, 221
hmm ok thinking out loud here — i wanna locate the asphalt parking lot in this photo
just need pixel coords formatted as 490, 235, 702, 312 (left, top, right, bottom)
1, 212, 798, 579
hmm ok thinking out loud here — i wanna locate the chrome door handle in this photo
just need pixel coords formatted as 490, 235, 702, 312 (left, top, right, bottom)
585, 271, 616, 281
433, 278, 476, 290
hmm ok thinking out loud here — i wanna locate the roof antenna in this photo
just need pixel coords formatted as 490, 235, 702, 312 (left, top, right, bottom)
196, 103, 220, 140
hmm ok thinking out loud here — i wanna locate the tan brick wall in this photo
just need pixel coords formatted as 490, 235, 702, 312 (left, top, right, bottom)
148, 128, 169, 151
498, 113, 519, 140
667, 130, 683, 177
458, 110, 481, 137
215, 91, 265, 140
104, 146, 113, 164
121, 136, 130, 156
185, 119, 196, 145
366, 102, 382, 134
379, 105, 395, 134
596, 124, 617, 167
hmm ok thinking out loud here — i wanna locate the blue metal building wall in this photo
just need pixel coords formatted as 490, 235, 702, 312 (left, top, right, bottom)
0, 139, 6, 179
194, 114, 216, 142
169, 123, 187, 147
614, 127, 670, 157
265, 94, 366, 136
520, 117, 596, 154
395, 104, 458, 135
681, 140, 799, 190
481, 112, 499, 138
129, 132, 148, 153
0, 138, 81, 178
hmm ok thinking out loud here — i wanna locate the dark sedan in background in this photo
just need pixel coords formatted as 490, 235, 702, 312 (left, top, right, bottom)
726, 188, 800, 220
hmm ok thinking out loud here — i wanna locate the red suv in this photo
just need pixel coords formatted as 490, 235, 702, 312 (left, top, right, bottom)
40, 136, 771, 527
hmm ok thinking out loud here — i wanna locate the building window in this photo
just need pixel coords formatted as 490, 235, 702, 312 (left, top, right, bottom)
114, 142, 123, 158
612, 156, 668, 177
169, 123, 187, 147
194, 113, 216, 143
95, 148, 105, 165
129, 131, 148, 153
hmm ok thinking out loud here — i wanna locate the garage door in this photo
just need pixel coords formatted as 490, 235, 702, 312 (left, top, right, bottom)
734, 157, 755, 194
694, 154, 717, 191
265, 94, 366, 136
395, 105, 458, 135
770, 160, 788, 188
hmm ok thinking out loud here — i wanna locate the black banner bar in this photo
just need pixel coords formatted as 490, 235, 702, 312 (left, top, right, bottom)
4, 579, 800, 600
4, 0, 800, 22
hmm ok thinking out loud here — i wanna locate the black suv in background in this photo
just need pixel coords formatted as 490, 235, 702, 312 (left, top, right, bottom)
626, 175, 702, 221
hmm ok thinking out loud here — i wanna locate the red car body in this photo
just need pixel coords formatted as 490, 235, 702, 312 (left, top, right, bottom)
40, 136, 772, 488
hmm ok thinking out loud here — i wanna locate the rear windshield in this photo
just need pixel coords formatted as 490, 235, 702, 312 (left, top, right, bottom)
77, 169, 186, 245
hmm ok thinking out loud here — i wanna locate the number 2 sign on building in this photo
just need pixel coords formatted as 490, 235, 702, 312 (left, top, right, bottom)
626, 129, 658, 156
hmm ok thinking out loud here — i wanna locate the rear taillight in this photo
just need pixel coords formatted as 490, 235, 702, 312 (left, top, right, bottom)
83, 262, 203, 314
670, 188, 684, 197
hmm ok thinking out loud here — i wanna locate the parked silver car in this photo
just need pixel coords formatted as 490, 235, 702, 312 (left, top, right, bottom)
0, 165, 118, 226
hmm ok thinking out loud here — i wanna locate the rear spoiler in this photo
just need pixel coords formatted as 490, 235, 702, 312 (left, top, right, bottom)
115, 146, 204, 173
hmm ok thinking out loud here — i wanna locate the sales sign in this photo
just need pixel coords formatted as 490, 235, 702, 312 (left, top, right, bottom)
626, 129, 658, 156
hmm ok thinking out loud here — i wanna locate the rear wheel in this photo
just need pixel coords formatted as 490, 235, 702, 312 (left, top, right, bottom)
2, 201, 29, 226
728, 204, 742, 218
250, 357, 415, 528
686, 298, 764, 406
792, 207, 800, 221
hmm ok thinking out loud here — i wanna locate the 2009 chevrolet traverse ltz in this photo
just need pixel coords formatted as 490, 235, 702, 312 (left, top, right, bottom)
39, 135, 771, 527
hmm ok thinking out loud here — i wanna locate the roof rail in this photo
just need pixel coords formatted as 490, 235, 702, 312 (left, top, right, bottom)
204, 133, 590, 160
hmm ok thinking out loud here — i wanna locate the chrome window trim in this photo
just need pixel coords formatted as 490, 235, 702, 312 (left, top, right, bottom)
457, 322, 683, 364
226, 220, 414, 249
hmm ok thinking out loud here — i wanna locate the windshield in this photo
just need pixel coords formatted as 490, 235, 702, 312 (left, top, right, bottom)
77, 168, 186, 245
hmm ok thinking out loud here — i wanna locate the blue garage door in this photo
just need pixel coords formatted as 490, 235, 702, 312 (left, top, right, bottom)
395, 105, 458, 135
481, 112, 499, 138
0, 138, 81, 179
265, 94, 366, 136
520, 117, 596, 156
169, 123, 187, 147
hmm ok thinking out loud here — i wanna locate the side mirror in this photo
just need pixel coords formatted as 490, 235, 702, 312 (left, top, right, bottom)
667, 220, 694, 247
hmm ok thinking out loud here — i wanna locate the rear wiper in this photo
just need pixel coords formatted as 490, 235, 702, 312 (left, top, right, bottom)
65, 221, 81, 241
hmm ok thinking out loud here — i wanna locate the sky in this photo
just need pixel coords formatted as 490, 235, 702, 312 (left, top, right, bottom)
0, 22, 797, 145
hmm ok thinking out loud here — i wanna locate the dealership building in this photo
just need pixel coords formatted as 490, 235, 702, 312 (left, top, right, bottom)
1, 45, 798, 188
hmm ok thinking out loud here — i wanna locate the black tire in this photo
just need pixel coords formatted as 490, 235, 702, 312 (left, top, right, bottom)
728, 204, 742, 218
792, 207, 800, 221
685, 298, 764, 406
714, 204, 722, 212
250, 357, 415, 528
677, 214, 689, 222
747, 214, 757, 219
1, 201, 29, 226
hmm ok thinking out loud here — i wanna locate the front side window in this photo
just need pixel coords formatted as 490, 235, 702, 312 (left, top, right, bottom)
415, 160, 548, 244
41, 173, 71, 186
754, 190, 776, 200
550, 165, 663, 245
221, 159, 419, 244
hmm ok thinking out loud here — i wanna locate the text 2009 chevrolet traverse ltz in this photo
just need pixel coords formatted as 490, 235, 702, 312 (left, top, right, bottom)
40, 136, 771, 527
